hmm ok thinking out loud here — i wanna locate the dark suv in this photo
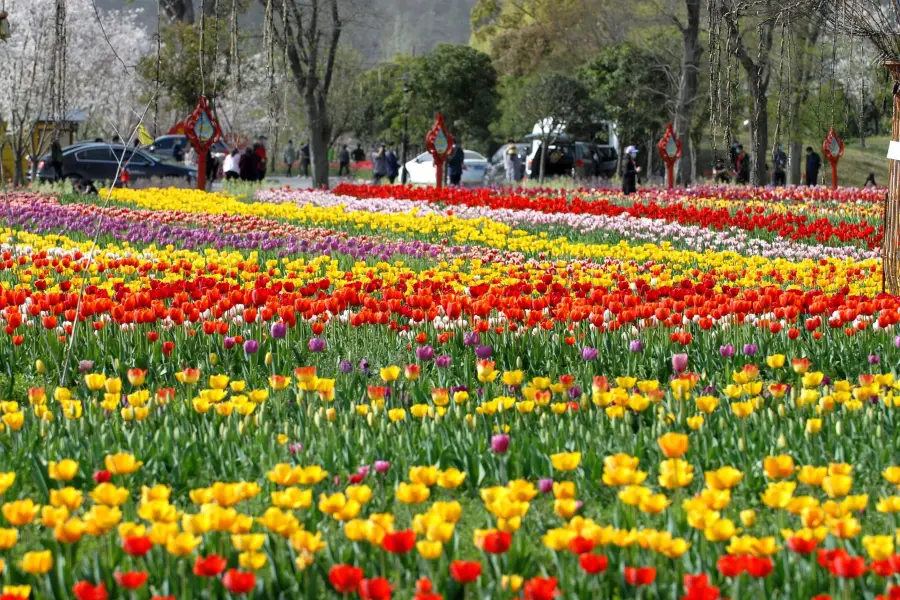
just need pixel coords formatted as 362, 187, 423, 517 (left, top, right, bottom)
528, 141, 618, 180
36, 143, 196, 191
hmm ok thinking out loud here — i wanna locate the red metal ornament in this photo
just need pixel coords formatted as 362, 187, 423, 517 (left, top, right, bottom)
657, 123, 683, 190
183, 96, 222, 190
822, 127, 844, 190
425, 113, 454, 188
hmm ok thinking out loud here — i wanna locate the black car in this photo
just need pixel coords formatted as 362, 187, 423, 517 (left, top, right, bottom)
36, 143, 197, 191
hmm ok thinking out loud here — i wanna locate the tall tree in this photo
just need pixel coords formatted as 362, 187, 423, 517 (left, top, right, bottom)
674, 0, 702, 185
786, 16, 824, 184
262, 0, 348, 188
716, 0, 775, 186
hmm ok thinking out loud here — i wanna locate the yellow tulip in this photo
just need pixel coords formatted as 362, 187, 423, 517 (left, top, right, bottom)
416, 540, 443, 560
84, 373, 107, 391
20, 550, 52, 574
48, 460, 78, 482
2, 499, 40, 526
104, 453, 142, 475
166, 532, 201, 556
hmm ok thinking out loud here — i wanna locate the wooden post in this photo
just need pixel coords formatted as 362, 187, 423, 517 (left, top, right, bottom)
884, 61, 900, 295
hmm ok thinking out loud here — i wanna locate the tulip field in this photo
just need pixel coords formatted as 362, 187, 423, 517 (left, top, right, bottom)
2, 181, 900, 600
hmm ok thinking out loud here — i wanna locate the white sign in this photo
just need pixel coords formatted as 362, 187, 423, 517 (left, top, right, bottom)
888, 141, 900, 161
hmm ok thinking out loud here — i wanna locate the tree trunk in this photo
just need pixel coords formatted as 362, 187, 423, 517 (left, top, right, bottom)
883, 62, 900, 295
13, 153, 25, 187
161, 0, 195, 24
750, 79, 769, 186
790, 141, 802, 185
307, 98, 331, 189
689, 134, 698, 183
538, 143, 547, 183
675, 0, 702, 186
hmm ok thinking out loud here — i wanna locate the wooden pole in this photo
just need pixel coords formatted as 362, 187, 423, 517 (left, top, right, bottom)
883, 61, 900, 295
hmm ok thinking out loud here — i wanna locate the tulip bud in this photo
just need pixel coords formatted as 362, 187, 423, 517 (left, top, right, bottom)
209, 353, 218, 365
113, 358, 120, 370
580, 393, 589, 410
434, 411, 443, 424
516, 356, 522, 369
777, 404, 785, 418
738, 437, 745, 452
776, 434, 786, 449
465, 414, 476, 430
238, 421, 245, 435
367, 412, 376, 428
876, 425, 883, 438
767, 408, 775, 422
835, 420, 842, 436
265, 352, 273, 366
326, 408, 336, 422
35, 360, 45, 374
313, 412, 322, 427
740, 509, 756, 527
349, 401, 356, 413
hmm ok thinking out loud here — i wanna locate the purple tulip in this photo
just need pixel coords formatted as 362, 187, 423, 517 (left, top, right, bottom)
359, 359, 370, 375
270, 322, 287, 339
450, 385, 468, 394
415, 345, 435, 362
719, 344, 735, 358
629, 339, 643, 353
223, 337, 236, 350
435, 355, 452, 368
869, 354, 881, 365
568, 386, 582, 399
581, 347, 598, 361
672, 353, 688, 373
339, 360, 353, 374
539, 478, 554, 494
357, 465, 370, 477
743, 344, 758, 356
243, 339, 259, 355
463, 331, 480, 346
308, 338, 326, 353
491, 434, 510, 454
78, 360, 94, 373
475, 345, 493, 359
895, 335, 900, 349
374, 460, 390, 474
288, 443, 303, 455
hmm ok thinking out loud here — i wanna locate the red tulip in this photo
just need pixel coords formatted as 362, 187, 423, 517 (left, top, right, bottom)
114, 571, 148, 590
380, 530, 416, 554
449, 560, 482, 584
522, 577, 559, 600
624, 566, 656, 586
358, 577, 392, 600
567, 535, 595, 555
818, 548, 849, 570
829, 554, 866, 578
193, 554, 228, 577
151, 597, 176, 600
329, 564, 364, 594
483, 530, 512, 554
876, 584, 900, 600
717, 554, 747, 577
122, 536, 153, 557
746, 556, 773, 578
72, 582, 108, 600
579, 553, 608, 574
872, 560, 895, 578
786, 536, 818, 554
222, 569, 256, 594
92, 470, 111, 483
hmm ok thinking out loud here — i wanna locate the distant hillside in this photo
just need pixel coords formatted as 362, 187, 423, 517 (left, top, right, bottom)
97, 0, 477, 63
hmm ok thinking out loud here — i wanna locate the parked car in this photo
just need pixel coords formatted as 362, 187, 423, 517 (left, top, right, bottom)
486, 143, 530, 183
526, 141, 618, 180
35, 143, 196, 192
404, 150, 489, 185
147, 135, 231, 162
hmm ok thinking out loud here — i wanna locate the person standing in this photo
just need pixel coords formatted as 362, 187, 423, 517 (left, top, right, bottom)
300, 142, 311, 177
223, 149, 240, 180
805, 146, 821, 186
386, 146, 400, 184
735, 145, 750, 184
352, 144, 365, 164
504, 140, 520, 183
621, 145, 640, 195
372, 145, 387, 184
254, 137, 268, 181
772, 144, 787, 186
173, 142, 185, 164
338, 145, 351, 176
239, 147, 256, 181
448, 141, 465, 186
50, 139, 64, 181
712, 156, 730, 184
283, 140, 297, 176
184, 145, 198, 168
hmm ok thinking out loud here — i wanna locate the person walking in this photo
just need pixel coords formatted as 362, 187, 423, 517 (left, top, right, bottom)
254, 137, 268, 181
283, 140, 297, 176
621, 145, 640, 195
372, 145, 387, 184
504, 140, 520, 183
772, 144, 787, 186
300, 142, 311, 177
805, 146, 821, 186
239, 147, 256, 181
352, 144, 365, 164
338, 145, 351, 176
50, 139, 64, 181
223, 149, 240, 181
448, 141, 465, 186
386, 146, 400, 184
735, 145, 750, 184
